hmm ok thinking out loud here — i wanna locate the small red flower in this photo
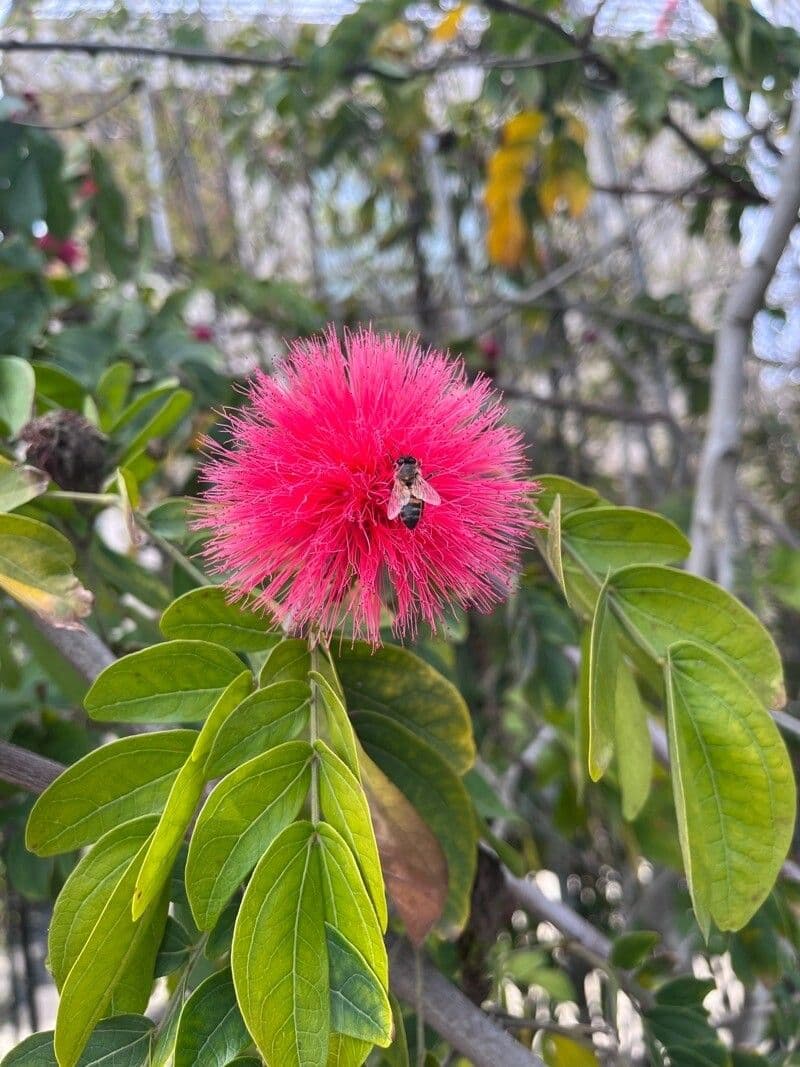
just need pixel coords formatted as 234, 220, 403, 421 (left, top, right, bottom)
191, 324, 215, 342
78, 177, 99, 199
35, 235, 83, 269
198, 328, 536, 644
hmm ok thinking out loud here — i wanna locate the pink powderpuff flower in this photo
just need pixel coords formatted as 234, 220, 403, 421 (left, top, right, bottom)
197, 327, 538, 645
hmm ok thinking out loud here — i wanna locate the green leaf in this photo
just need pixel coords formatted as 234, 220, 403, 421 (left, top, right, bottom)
610, 930, 660, 969
665, 641, 796, 935
48, 816, 157, 988
118, 388, 192, 467
154, 915, 193, 976
54, 834, 169, 1067
335, 643, 475, 774
610, 565, 785, 707
542, 1033, 599, 1066
231, 821, 329, 1067
534, 475, 601, 517
316, 739, 387, 928
174, 969, 250, 1067
160, 587, 278, 651
326, 923, 392, 1046
207, 679, 311, 777
0, 1032, 56, 1066
259, 637, 311, 684
85, 640, 246, 723
0, 355, 35, 435
587, 577, 619, 782
562, 507, 690, 575
355, 711, 477, 936
0, 513, 93, 629
615, 661, 653, 821
0, 460, 48, 513
95, 361, 134, 432
311, 669, 360, 778
132, 672, 252, 919
545, 493, 567, 598
1, 1016, 155, 1067
186, 740, 313, 930
27, 730, 196, 855
317, 822, 388, 986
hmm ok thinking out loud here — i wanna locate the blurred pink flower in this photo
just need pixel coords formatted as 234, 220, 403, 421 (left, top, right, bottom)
197, 328, 536, 644
35, 235, 83, 269
191, 324, 215, 342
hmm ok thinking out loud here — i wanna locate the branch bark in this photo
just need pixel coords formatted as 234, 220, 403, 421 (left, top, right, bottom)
689, 102, 800, 586
389, 938, 546, 1067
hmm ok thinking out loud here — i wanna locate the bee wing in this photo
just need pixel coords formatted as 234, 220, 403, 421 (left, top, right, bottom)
387, 479, 411, 519
412, 476, 441, 506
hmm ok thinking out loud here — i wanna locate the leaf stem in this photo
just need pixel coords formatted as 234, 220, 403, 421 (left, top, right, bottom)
135, 513, 211, 588
309, 643, 321, 825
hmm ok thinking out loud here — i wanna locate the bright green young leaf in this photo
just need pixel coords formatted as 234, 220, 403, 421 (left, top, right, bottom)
206, 679, 310, 777
0, 459, 48, 513
54, 835, 169, 1067
132, 672, 251, 919
335, 642, 475, 773
2, 1017, 154, 1067
49, 816, 157, 989
174, 969, 250, 1067
186, 740, 313, 930
316, 739, 387, 928
0, 513, 93, 629
326, 1034, 374, 1067
611, 565, 785, 707
311, 669, 360, 778
84, 639, 246, 723
610, 930, 660, 969
232, 820, 329, 1067
354, 711, 477, 936
562, 506, 690, 575
535, 475, 601, 517
615, 661, 653, 821
317, 822, 388, 987
665, 641, 796, 935
587, 577, 619, 782
0, 355, 35, 435
160, 586, 278, 651
27, 730, 197, 855
326, 923, 392, 1046
259, 637, 311, 684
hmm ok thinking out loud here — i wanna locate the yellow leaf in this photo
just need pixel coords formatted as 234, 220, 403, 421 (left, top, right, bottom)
487, 202, 526, 269
0, 514, 93, 630
542, 1033, 599, 1066
504, 109, 545, 146
432, 3, 467, 42
538, 170, 592, 218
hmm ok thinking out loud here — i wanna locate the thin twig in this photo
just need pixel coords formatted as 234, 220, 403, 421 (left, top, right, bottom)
10, 78, 142, 129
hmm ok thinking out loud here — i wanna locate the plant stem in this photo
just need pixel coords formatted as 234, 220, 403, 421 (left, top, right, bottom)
135, 513, 211, 587
47, 490, 118, 504
309, 644, 321, 825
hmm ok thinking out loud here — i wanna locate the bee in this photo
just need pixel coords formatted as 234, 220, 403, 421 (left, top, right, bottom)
387, 455, 441, 530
